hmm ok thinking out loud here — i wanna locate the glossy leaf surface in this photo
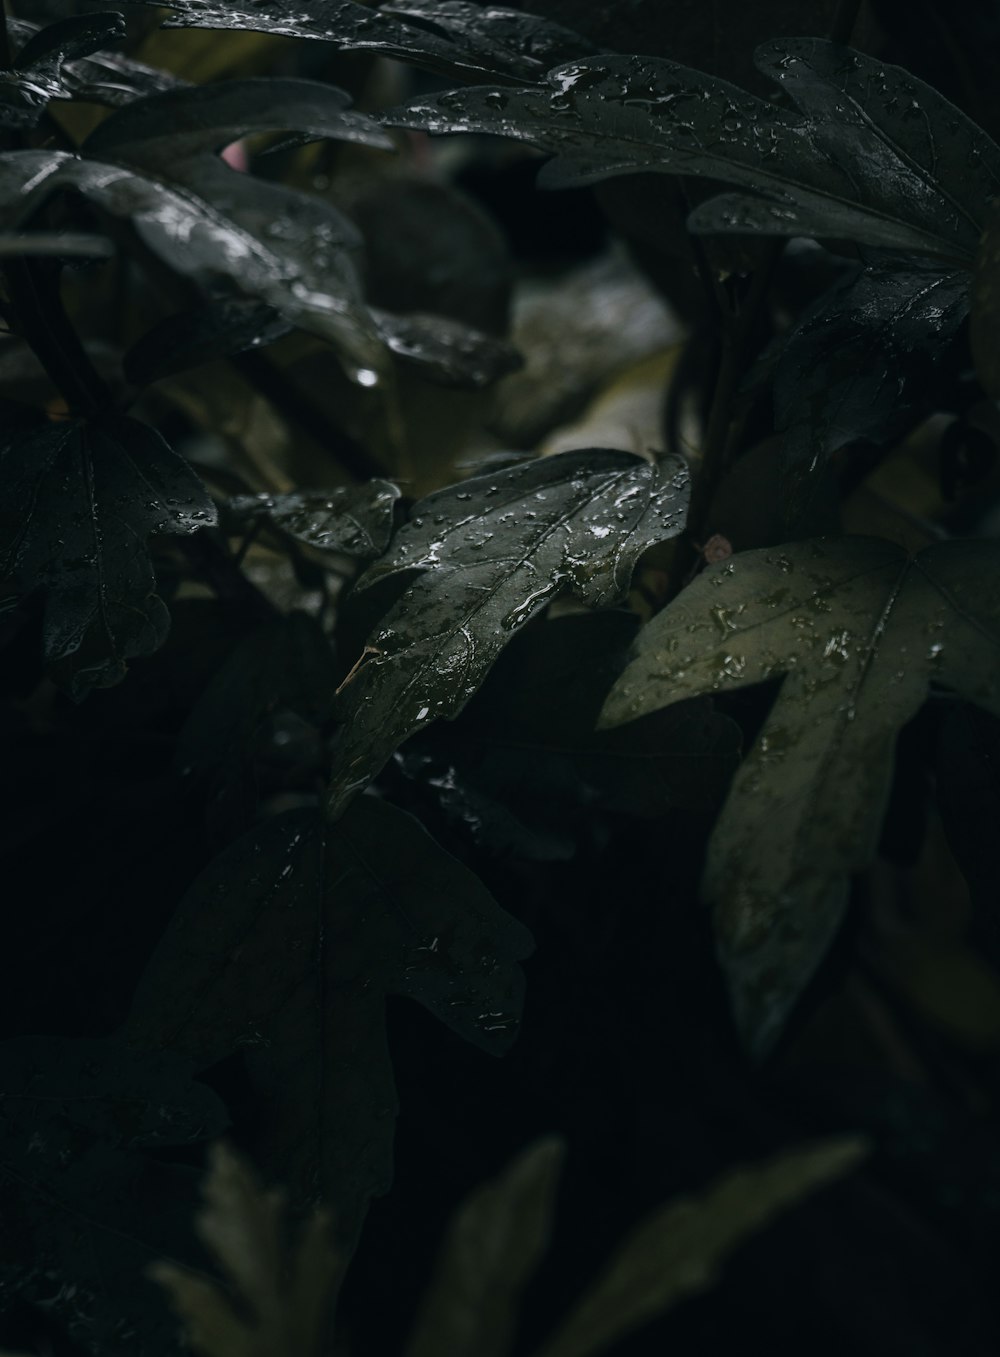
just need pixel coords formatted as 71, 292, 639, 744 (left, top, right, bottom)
125, 798, 533, 1254
229, 482, 399, 557
136, 0, 596, 84
775, 261, 968, 506
328, 449, 690, 818
0, 11, 125, 127
0, 1036, 228, 1357
0, 406, 215, 698
372, 308, 523, 389
601, 538, 1000, 1055
9, 15, 185, 108
386, 39, 1000, 261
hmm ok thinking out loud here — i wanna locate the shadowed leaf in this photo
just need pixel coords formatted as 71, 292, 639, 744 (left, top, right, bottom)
0, 11, 126, 128
601, 537, 1000, 1054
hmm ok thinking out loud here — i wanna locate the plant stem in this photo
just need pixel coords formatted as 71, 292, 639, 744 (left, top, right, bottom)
3, 256, 110, 414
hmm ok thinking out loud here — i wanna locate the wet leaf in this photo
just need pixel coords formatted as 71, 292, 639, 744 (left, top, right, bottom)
328, 449, 690, 819
372, 309, 523, 390
0, 77, 393, 384
0, 404, 215, 698
601, 537, 1000, 1055
775, 261, 968, 510
971, 197, 1000, 398
529, 1138, 867, 1357
405, 1136, 566, 1357
0, 1035, 229, 1357
151, 1143, 344, 1357
0, 11, 125, 128
386, 40, 1000, 262
124, 798, 533, 1255
228, 482, 399, 557
136, 0, 596, 84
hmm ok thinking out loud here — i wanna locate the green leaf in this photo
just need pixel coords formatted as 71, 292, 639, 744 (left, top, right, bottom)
775, 260, 968, 509
529, 1138, 867, 1357
328, 449, 689, 819
0, 77, 394, 385
0, 405, 215, 698
9, 15, 186, 109
405, 1137, 566, 1357
0, 11, 126, 128
385, 39, 1000, 261
124, 798, 533, 1255
0, 1035, 228, 1357
135, 0, 597, 85
228, 482, 400, 558
600, 537, 1000, 1055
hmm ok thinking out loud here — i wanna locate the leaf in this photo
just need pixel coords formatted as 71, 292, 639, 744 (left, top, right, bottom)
0, 77, 394, 385
529, 1138, 867, 1357
372, 309, 523, 390
124, 798, 534, 1255
0, 1035, 229, 1357
600, 537, 1000, 1055
228, 482, 400, 557
0, 11, 126, 128
123, 299, 295, 387
327, 449, 690, 819
151, 1143, 344, 1357
136, 0, 597, 85
0, 231, 112, 257
936, 702, 1000, 917
0, 404, 215, 698
405, 1137, 566, 1357
385, 39, 1000, 261
775, 260, 969, 508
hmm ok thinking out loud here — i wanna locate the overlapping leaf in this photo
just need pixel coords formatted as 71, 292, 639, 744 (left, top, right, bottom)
328, 449, 690, 818
0, 79, 394, 384
601, 537, 1000, 1055
0, 11, 126, 128
0, 1035, 228, 1357
229, 482, 400, 558
124, 797, 533, 1255
9, 16, 185, 109
775, 260, 969, 509
385, 39, 1000, 261
135, 0, 597, 85
0, 405, 215, 698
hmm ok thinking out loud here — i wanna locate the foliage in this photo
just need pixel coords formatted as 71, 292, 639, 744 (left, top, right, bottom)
2, 1, 1000, 1355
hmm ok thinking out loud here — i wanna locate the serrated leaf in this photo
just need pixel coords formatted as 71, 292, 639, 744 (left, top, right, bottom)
386, 39, 1000, 262
405, 1137, 566, 1357
0, 11, 126, 128
134, 0, 597, 85
0, 77, 393, 385
0, 1036, 229, 1357
0, 405, 215, 698
529, 1138, 867, 1357
775, 260, 968, 509
229, 482, 399, 557
601, 537, 1000, 1055
327, 449, 689, 818
9, 16, 187, 109
124, 798, 533, 1255
151, 1143, 344, 1357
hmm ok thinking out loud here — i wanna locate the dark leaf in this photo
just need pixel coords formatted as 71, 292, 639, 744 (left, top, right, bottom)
601, 537, 1000, 1055
372, 308, 523, 389
0, 405, 215, 698
228, 482, 400, 556
124, 300, 293, 387
0, 1035, 228, 1357
386, 40, 1000, 261
9, 16, 187, 109
971, 197, 1000, 398
936, 702, 1000, 917
775, 261, 969, 507
0, 11, 126, 128
124, 798, 533, 1254
175, 610, 335, 787
135, 0, 596, 85
328, 449, 689, 818
0, 231, 112, 257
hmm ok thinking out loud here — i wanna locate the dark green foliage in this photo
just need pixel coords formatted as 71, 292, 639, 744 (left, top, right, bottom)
3, 4, 1000, 1355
